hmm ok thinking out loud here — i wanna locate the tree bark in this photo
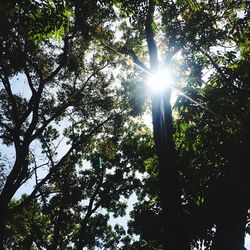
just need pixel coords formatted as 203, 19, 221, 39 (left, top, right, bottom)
211, 188, 247, 250
151, 90, 189, 250
145, 1, 189, 249
0, 146, 30, 249
212, 133, 249, 250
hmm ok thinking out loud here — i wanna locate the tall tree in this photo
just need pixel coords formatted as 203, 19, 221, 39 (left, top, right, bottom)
114, 0, 189, 248
1, 0, 250, 249
0, 0, 148, 249
171, 1, 250, 249
114, 0, 249, 249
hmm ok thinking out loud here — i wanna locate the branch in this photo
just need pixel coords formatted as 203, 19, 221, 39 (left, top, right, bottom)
77, 164, 105, 249
32, 149, 49, 209
82, 63, 110, 88
199, 48, 231, 85
43, 36, 71, 83
18, 69, 37, 127
145, 0, 158, 71
8, 112, 122, 214
0, 74, 18, 125
119, 48, 149, 73
23, 36, 74, 140
101, 41, 149, 73
24, 67, 36, 94
29, 63, 109, 143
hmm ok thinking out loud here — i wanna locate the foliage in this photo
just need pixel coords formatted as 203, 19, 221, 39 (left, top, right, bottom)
1, 0, 250, 249
0, 0, 152, 249
112, 0, 250, 249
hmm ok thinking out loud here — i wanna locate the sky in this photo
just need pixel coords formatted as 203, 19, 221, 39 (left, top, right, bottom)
1, 72, 249, 249
1, 13, 250, 246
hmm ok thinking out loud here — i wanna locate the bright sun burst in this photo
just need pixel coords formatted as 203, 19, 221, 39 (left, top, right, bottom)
147, 68, 174, 92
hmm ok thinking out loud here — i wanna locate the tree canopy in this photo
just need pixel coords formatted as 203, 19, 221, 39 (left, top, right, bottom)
0, 0, 249, 249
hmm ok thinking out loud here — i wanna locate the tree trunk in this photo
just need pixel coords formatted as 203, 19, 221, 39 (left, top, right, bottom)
212, 133, 249, 250
0, 150, 29, 249
152, 90, 189, 250
0, 205, 7, 250
0, 185, 15, 250
211, 195, 247, 250
144, 1, 189, 249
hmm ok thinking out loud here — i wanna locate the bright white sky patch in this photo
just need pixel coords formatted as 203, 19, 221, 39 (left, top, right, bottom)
147, 68, 175, 92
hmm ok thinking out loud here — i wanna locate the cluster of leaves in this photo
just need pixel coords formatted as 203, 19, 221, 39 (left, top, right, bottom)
175, 50, 250, 249
171, 1, 250, 249
112, 0, 250, 249
0, 0, 155, 249
1, 0, 250, 249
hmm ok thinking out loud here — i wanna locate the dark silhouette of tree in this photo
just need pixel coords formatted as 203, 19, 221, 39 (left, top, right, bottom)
113, 0, 249, 249
0, 1, 149, 249
1, 0, 250, 249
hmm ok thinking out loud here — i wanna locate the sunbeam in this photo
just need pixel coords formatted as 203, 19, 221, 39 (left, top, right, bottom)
147, 69, 174, 92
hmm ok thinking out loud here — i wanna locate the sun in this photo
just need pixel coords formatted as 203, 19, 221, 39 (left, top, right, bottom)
147, 69, 174, 92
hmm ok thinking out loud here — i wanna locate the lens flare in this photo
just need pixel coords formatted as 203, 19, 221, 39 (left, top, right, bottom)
147, 69, 174, 92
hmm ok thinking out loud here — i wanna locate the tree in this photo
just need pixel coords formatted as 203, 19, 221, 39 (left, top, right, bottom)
4, 121, 150, 249
1, 0, 250, 249
0, 0, 149, 249
169, 1, 250, 249
113, 0, 249, 249
175, 17, 250, 250
113, 1, 189, 248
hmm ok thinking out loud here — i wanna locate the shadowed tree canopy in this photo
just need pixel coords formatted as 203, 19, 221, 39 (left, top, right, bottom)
0, 0, 250, 249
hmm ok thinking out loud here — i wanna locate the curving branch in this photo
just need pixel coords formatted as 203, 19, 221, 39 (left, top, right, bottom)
0, 74, 18, 126
199, 48, 231, 85
119, 48, 149, 73
76, 165, 105, 250
8, 111, 124, 215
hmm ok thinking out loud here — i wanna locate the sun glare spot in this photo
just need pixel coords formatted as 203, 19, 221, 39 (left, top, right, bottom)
147, 69, 174, 92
